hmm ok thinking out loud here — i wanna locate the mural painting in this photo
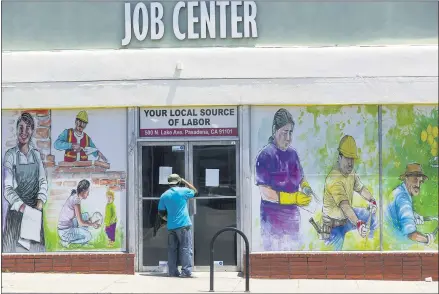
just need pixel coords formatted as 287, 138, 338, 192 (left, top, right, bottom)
318, 134, 377, 251
53, 110, 108, 163
1, 109, 127, 252
254, 108, 318, 251
382, 105, 438, 250
2, 112, 48, 252
252, 106, 380, 251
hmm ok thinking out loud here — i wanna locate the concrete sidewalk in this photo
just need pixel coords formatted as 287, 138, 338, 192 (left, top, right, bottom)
1, 272, 438, 293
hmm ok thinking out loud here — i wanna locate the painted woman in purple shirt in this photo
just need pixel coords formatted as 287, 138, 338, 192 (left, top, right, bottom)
255, 108, 317, 251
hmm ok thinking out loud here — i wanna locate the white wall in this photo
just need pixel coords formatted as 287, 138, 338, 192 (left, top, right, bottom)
2, 46, 438, 109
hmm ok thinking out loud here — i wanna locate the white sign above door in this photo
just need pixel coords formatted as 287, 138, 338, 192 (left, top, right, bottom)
139, 106, 238, 137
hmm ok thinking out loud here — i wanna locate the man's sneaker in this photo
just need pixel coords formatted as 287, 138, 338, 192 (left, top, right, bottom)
180, 273, 194, 278
168, 271, 181, 277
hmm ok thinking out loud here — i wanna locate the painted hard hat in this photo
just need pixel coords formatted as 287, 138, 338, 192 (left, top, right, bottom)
76, 110, 89, 123
337, 135, 358, 159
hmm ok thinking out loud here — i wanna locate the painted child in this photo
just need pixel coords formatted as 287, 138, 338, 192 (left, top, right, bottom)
104, 190, 117, 246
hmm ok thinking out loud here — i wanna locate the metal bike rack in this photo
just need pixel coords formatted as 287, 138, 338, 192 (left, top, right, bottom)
209, 227, 250, 292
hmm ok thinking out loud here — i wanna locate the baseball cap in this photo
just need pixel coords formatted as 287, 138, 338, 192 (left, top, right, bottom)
168, 174, 181, 185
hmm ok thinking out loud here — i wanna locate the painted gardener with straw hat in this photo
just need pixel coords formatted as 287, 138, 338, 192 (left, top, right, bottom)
386, 163, 437, 246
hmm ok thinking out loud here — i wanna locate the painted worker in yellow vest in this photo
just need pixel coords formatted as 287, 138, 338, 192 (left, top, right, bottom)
54, 111, 107, 162
321, 135, 377, 251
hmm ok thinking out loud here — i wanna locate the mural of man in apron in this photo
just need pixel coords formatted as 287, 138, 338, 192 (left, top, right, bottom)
2, 112, 48, 253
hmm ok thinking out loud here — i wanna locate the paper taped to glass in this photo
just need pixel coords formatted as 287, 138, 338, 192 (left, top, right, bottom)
206, 169, 220, 187
159, 166, 173, 184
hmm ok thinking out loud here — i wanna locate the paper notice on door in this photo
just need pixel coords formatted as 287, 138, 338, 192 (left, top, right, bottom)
205, 169, 220, 187
159, 166, 173, 185
20, 206, 42, 243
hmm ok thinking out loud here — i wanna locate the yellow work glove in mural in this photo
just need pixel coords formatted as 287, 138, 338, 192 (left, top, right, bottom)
279, 192, 312, 206
301, 180, 311, 190
301, 181, 314, 196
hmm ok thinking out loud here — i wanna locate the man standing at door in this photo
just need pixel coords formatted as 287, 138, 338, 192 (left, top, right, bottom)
158, 174, 198, 278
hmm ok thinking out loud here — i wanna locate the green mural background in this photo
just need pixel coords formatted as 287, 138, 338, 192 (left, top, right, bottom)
300, 106, 380, 251
251, 104, 438, 252
252, 105, 380, 251
382, 105, 439, 250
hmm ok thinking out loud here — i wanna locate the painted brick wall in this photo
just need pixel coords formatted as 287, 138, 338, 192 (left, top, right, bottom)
247, 252, 438, 281
1, 253, 134, 274
55, 160, 111, 173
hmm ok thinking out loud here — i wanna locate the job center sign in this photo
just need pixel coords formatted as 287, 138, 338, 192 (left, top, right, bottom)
122, 1, 258, 45
139, 107, 238, 137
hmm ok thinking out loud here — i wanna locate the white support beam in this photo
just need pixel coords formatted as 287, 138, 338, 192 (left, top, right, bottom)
2, 46, 438, 108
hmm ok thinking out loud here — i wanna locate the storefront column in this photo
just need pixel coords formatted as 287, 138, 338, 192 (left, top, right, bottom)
127, 107, 139, 270
239, 105, 252, 266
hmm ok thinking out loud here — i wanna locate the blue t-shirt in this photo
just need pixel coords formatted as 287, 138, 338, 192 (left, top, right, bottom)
158, 187, 195, 230
386, 183, 417, 237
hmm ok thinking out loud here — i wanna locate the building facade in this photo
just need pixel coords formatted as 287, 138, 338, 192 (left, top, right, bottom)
1, 0, 438, 280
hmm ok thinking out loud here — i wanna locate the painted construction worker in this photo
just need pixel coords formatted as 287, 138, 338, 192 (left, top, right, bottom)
54, 111, 107, 162
321, 135, 378, 251
385, 163, 437, 247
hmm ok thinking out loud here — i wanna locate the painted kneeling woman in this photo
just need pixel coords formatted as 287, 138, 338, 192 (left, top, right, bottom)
57, 179, 101, 247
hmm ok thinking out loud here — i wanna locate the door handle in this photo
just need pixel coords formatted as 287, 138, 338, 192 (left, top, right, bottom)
189, 199, 197, 216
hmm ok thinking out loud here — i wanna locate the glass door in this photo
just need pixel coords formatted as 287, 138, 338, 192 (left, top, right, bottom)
139, 141, 239, 272
189, 141, 239, 271
140, 142, 189, 272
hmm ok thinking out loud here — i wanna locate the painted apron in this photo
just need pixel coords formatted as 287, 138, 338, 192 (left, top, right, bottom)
2, 150, 45, 252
